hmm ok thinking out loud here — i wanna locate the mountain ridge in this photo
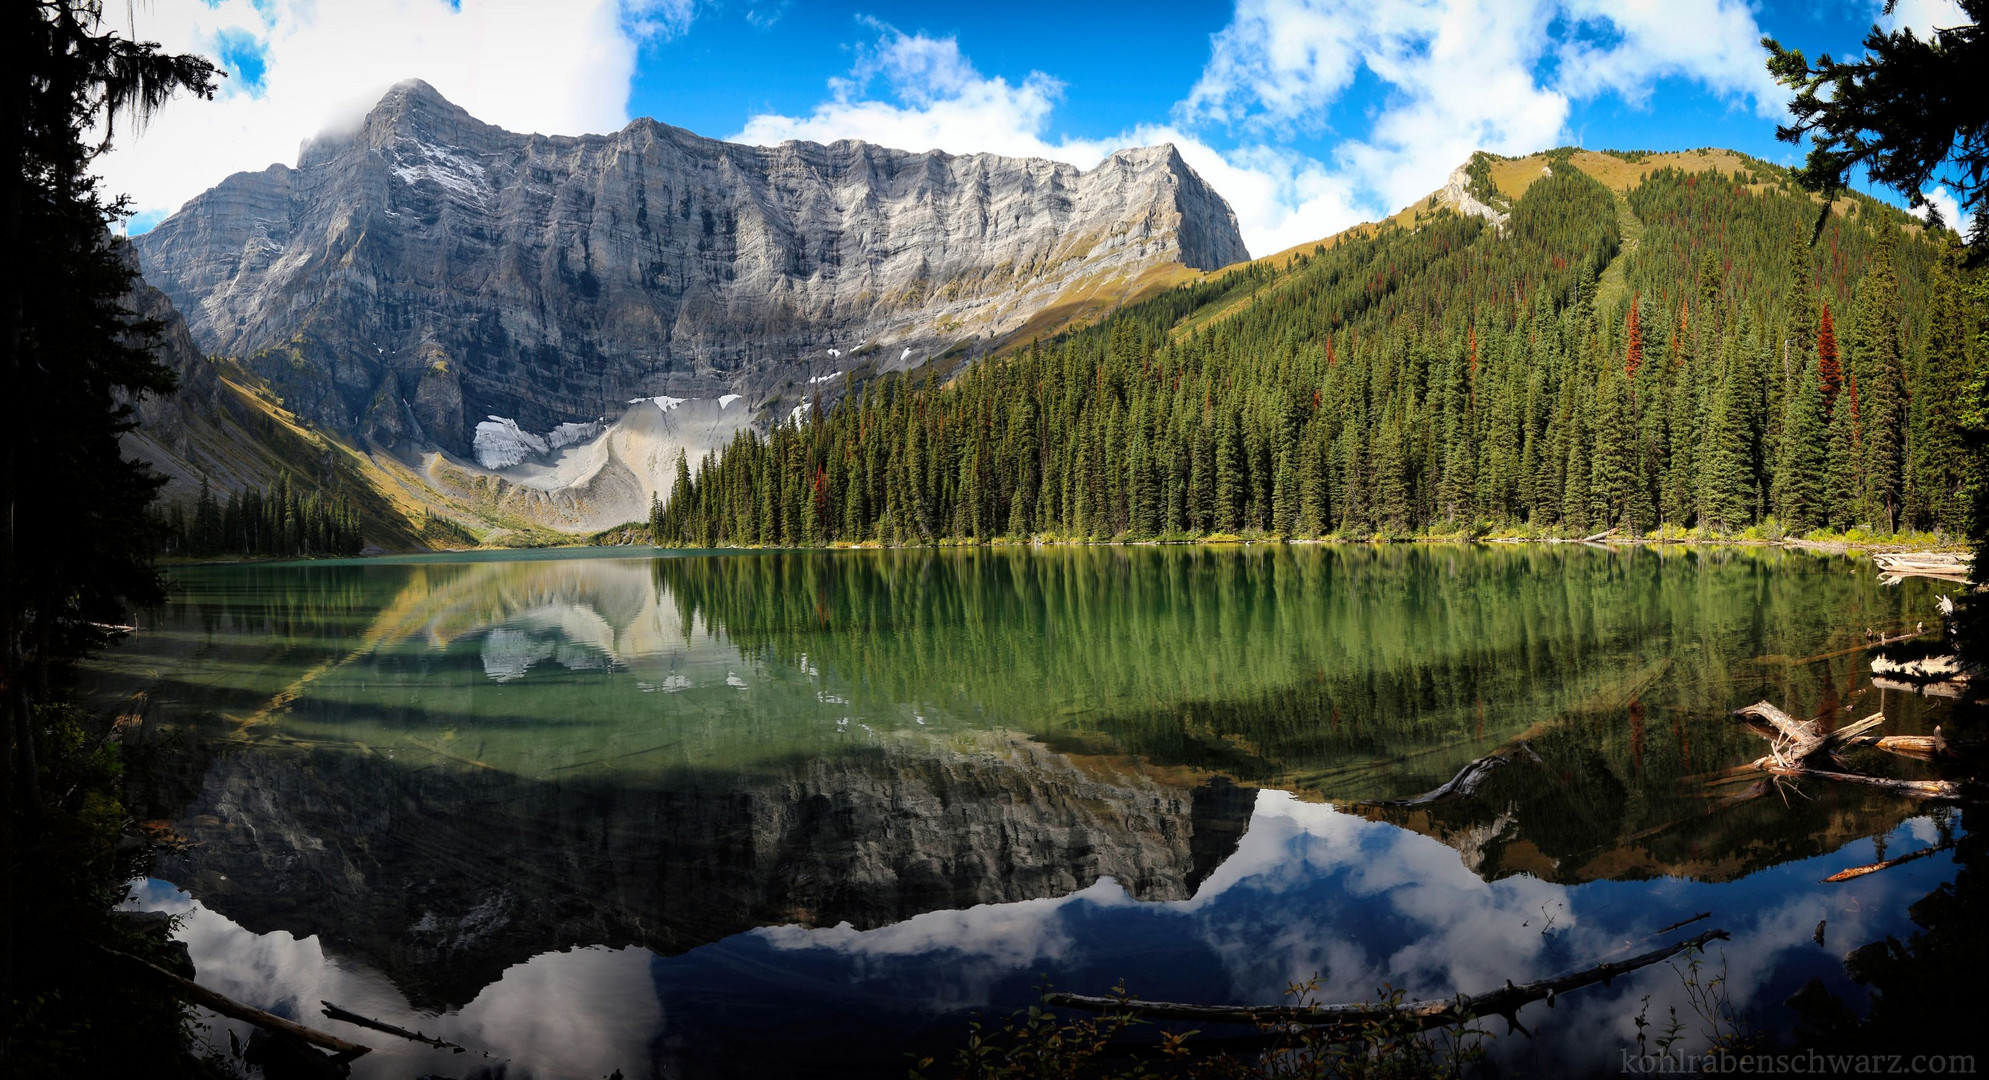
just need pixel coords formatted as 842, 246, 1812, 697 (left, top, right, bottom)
134, 79, 1249, 456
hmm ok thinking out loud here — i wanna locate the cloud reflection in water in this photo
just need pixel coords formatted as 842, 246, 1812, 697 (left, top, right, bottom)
136, 790, 1956, 1078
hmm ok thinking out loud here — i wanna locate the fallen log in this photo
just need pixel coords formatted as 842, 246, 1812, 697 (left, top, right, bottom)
1044, 929, 1730, 1034
96, 946, 369, 1058
1878, 570, 1973, 586
1732, 701, 1817, 746
1733, 706, 1883, 770
321, 1001, 476, 1054
1762, 767, 1962, 800
1872, 551, 1971, 570
1813, 713, 1887, 755
1654, 911, 1712, 935
1823, 840, 1956, 883
1726, 706, 1965, 798
1872, 731, 1950, 759
1871, 653, 1973, 683
1580, 526, 1621, 543
1871, 676, 1976, 700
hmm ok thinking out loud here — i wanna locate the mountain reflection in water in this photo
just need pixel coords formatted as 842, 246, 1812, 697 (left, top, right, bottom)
88, 545, 1969, 1078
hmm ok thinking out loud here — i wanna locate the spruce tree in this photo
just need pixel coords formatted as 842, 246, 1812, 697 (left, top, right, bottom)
1825, 374, 1867, 530
1852, 234, 1907, 531
1701, 352, 1759, 532
1908, 238, 1974, 534
1774, 365, 1830, 532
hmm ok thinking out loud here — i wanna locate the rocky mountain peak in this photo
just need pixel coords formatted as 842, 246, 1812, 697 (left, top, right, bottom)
132, 82, 1250, 520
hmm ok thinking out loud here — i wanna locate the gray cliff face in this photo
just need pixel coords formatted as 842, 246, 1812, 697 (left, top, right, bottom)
142, 733, 1252, 1009
117, 268, 282, 504
134, 80, 1250, 453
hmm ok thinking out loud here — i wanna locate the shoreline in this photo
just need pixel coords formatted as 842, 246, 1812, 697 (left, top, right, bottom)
162, 532, 1971, 566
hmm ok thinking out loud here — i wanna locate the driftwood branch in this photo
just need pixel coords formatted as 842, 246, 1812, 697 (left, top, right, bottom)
1044, 929, 1730, 1033
97, 946, 369, 1058
321, 1001, 477, 1054
1732, 701, 1820, 757
1731, 704, 1882, 769
1823, 840, 1957, 883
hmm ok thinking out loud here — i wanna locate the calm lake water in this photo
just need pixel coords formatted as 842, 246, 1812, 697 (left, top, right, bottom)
85, 544, 1970, 1078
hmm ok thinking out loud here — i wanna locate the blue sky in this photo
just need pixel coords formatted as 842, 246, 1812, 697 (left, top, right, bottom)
107, 0, 1967, 255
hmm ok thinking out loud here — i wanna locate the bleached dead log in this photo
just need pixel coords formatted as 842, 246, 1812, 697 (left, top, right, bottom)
321, 1001, 478, 1054
1732, 701, 1817, 747
1044, 929, 1730, 1034
97, 946, 369, 1058
1872, 731, 1949, 758
1879, 570, 1972, 586
1727, 706, 1961, 797
1813, 713, 1888, 755
1874, 551, 1973, 585
1823, 840, 1955, 883
1872, 551, 1971, 570
1764, 767, 1962, 800
1871, 653, 1973, 683
1731, 702, 1885, 768
1871, 676, 1975, 699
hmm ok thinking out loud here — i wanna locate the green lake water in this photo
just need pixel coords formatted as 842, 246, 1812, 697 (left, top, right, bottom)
86, 544, 1971, 1077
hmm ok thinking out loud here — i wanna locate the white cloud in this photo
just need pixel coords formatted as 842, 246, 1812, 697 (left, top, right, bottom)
1910, 185, 1963, 232
1884, 0, 1970, 38
734, 23, 1074, 160
732, 23, 1368, 257
735, 1, 1791, 259
1554, 0, 1785, 118
97, 0, 694, 230
103, 0, 1800, 261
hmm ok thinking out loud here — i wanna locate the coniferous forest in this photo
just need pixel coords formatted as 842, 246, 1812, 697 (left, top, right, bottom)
160, 476, 365, 558
654, 153, 1983, 546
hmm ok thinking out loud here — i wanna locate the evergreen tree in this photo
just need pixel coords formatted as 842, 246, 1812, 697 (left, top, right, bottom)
1702, 350, 1759, 532
1825, 374, 1868, 530
1853, 234, 1907, 530
1774, 364, 1831, 531
1908, 238, 1975, 533
648, 152, 1963, 549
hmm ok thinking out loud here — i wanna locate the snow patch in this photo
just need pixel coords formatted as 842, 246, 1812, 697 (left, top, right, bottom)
390, 138, 494, 205
473, 416, 549, 470
546, 420, 604, 450
807, 371, 842, 385
718, 394, 742, 409
628, 395, 685, 413
900, 347, 913, 361
826, 348, 842, 358
787, 398, 812, 427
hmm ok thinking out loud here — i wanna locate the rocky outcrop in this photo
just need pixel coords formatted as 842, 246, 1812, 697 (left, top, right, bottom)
133, 80, 1249, 457
117, 268, 312, 507
1434, 162, 1509, 230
